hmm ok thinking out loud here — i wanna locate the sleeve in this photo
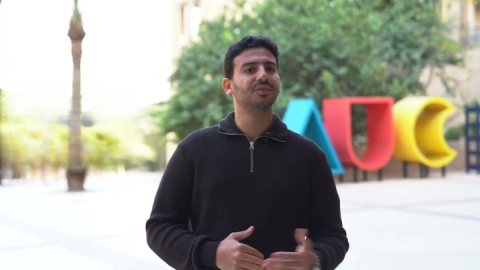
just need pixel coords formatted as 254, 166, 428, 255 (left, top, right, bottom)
145, 143, 221, 270
308, 150, 349, 270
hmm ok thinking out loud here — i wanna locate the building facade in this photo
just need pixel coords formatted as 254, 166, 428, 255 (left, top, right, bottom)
169, 0, 239, 69
425, 0, 480, 118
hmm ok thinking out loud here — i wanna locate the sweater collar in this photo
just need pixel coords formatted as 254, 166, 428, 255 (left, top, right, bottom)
218, 112, 288, 142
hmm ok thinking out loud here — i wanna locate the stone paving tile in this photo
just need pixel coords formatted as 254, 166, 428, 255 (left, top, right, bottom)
0, 171, 479, 269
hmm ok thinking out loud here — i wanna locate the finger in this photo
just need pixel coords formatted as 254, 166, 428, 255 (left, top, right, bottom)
263, 257, 304, 270
296, 237, 313, 252
240, 253, 264, 267
229, 226, 254, 241
294, 228, 313, 251
294, 228, 308, 245
239, 267, 261, 270
270, 252, 299, 260
304, 237, 313, 250
270, 251, 316, 270
237, 258, 263, 270
240, 244, 264, 259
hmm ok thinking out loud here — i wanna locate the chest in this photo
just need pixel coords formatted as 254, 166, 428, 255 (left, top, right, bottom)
191, 139, 312, 207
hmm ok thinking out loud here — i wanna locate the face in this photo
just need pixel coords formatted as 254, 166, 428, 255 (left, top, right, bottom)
223, 47, 281, 113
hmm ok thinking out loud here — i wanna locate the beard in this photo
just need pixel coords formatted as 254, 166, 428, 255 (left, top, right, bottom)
232, 81, 278, 113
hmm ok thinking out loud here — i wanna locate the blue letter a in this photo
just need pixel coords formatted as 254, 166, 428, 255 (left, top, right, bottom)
282, 98, 344, 175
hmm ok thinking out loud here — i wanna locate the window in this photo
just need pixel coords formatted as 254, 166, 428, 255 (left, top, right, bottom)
190, 2, 202, 36
180, 3, 186, 34
180, 1, 202, 36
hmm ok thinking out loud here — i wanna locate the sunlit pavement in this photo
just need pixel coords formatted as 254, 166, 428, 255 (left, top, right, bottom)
1, 171, 479, 270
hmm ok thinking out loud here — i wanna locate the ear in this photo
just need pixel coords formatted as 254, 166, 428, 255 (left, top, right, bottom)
222, 78, 233, 96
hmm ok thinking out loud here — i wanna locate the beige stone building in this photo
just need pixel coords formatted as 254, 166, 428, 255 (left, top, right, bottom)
169, 0, 247, 69
419, 0, 480, 126
432, 0, 480, 93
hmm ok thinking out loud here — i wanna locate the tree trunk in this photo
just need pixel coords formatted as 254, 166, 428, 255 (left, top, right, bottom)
11, 163, 23, 179
67, 38, 87, 192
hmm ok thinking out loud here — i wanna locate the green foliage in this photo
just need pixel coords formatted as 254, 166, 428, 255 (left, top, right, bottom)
444, 104, 480, 141
444, 124, 464, 141
71, 0, 83, 26
154, 0, 464, 141
0, 89, 158, 177
83, 127, 122, 170
0, 122, 155, 176
1, 123, 60, 177
83, 124, 156, 171
141, 123, 168, 171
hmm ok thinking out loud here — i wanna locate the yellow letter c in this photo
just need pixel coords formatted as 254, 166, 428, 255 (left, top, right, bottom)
393, 96, 457, 168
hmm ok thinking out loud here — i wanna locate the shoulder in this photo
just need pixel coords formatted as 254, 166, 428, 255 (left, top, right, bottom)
177, 125, 219, 148
170, 126, 219, 161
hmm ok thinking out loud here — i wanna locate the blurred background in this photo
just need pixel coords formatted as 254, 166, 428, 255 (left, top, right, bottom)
1, 0, 480, 184
0, 0, 174, 183
0, 0, 480, 269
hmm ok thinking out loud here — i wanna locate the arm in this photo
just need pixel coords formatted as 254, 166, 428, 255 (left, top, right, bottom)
309, 150, 349, 270
145, 144, 220, 269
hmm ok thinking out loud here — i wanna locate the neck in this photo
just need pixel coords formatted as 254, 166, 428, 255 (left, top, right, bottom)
234, 107, 273, 142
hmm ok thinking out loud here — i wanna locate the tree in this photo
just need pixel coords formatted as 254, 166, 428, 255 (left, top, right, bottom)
67, 0, 87, 191
152, 0, 464, 142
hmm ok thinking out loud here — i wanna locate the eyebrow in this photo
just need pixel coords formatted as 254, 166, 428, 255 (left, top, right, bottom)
241, 61, 277, 68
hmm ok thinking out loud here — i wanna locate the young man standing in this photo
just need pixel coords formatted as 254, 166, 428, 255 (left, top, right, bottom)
146, 35, 349, 270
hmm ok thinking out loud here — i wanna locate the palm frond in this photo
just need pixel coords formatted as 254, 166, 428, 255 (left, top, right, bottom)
71, 0, 83, 26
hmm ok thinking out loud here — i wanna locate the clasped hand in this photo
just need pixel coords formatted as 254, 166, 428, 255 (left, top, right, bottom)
216, 226, 316, 270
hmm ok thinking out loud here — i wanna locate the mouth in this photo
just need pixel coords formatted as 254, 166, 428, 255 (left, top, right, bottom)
254, 84, 273, 92
255, 87, 272, 92
255, 88, 272, 96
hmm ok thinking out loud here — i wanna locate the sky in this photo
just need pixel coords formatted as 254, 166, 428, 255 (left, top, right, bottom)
0, 0, 173, 118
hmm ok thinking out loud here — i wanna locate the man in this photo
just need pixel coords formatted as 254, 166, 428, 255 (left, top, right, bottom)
146, 35, 349, 270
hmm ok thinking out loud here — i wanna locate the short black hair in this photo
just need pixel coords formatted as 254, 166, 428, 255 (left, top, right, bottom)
223, 35, 279, 79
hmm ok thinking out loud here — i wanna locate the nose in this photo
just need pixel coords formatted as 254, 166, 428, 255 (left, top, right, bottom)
257, 67, 268, 81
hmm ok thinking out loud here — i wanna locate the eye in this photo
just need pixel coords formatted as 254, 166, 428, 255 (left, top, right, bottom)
245, 67, 255, 73
266, 66, 277, 73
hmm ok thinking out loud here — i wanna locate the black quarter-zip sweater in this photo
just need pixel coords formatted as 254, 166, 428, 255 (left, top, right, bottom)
146, 112, 349, 270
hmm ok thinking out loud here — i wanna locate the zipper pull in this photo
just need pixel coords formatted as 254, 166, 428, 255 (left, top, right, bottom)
249, 142, 254, 172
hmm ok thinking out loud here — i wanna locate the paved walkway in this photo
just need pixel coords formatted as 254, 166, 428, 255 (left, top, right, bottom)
0, 171, 479, 269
